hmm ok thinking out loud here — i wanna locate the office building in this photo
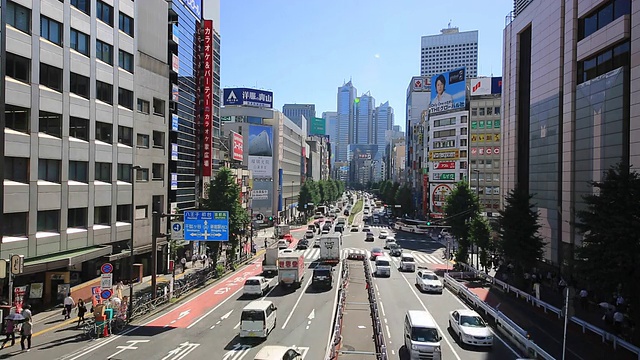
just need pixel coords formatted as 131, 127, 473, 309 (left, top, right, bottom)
1, 0, 171, 303
336, 81, 357, 162
405, 76, 430, 215
390, 139, 406, 185
354, 93, 374, 145
374, 101, 394, 162
420, 27, 478, 78
502, 0, 635, 267
306, 135, 330, 181
322, 111, 338, 166
283, 104, 315, 131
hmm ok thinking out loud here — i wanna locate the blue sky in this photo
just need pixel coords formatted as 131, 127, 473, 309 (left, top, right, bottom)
220, 0, 513, 131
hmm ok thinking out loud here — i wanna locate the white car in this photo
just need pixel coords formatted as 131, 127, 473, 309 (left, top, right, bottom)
362, 225, 371, 232
384, 237, 397, 249
305, 230, 315, 239
415, 270, 443, 293
448, 309, 494, 347
243, 276, 270, 297
379, 230, 389, 239
399, 254, 416, 272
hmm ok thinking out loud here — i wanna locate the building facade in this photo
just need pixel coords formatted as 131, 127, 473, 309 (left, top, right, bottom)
405, 76, 430, 216
390, 139, 406, 185
420, 27, 478, 78
322, 111, 337, 167
306, 135, 330, 181
336, 81, 356, 162
502, 0, 636, 268
282, 104, 315, 131
374, 101, 393, 161
354, 93, 374, 145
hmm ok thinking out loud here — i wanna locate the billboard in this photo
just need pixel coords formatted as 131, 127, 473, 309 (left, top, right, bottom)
491, 77, 502, 94
410, 76, 430, 91
231, 131, 244, 162
348, 144, 379, 161
179, 0, 201, 19
433, 161, 456, 170
470, 77, 492, 96
251, 180, 274, 218
429, 67, 466, 115
201, 20, 214, 176
310, 117, 326, 135
223, 88, 273, 108
429, 149, 460, 162
248, 125, 273, 178
431, 183, 454, 214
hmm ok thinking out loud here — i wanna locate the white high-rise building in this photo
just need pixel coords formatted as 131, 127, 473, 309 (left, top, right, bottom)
336, 81, 357, 162
420, 27, 478, 77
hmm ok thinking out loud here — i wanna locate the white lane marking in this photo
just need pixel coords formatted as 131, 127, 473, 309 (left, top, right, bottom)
323, 260, 344, 360
107, 340, 150, 359
385, 324, 391, 338
187, 286, 244, 328
233, 321, 240, 329
379, 302, 386, 317
281, 276, 313, 329
374, 283, 379, 292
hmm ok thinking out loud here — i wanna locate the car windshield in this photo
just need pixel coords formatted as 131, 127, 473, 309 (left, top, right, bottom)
411, 327, 440, 342
460, 315, 486, 327
314, 269, 331, 277
389, 244, 400, 249
376, 260, 390, 266
241, 310, 265, 321
372, 247, 382, 253
421, 274, 438, 280
401, 256, 414, 262
245, 279, 260, 285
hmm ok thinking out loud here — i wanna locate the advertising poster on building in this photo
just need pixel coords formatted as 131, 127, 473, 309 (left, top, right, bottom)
348, 144, 379, 161
248, 125, 273, 178
470, 77, 492, 96
201, 20, 214, 176
431, 183, 454, 216
429, 67, 466, 115
251, 180, 274, 218
491, 77, 502, 94
231, 131, 244, 161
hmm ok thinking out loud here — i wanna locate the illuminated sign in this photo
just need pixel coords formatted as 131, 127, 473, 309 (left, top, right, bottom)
429, 149, 460, 161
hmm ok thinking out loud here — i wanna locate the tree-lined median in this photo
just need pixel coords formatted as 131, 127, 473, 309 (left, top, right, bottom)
348, 199, 363, 224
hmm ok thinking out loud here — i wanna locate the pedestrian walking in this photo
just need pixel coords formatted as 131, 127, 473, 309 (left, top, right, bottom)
63, 293, 75, 319
1, 319, 16, 349
77, 299, 88, 326
20, 305, 32, 352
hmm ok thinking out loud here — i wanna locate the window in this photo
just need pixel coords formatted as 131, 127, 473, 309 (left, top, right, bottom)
486, 107, 493, 116
494, 106, 501, 115
96, 80, 113, 104
39, 111, 62, 138
577, 41, 630, 84
3, 212, 28, 237
118, 125, 133, 146
152, 163, 164, 180
38, 159, 61, 183
70, 72, 90, 99
95, 162, 112, 182
69, 117, 89, 141
152, 195, 164, 214
135, 205, 148, 219
5, 105, 29, 133
96, 40, 113, 64
116, 204, 132, 222
479, 107, 485, 116
96, 1, 114, 26
40, 63, 63, 91
68, 208, 87, 228
471, 108, 477, 116
95, 121, 112, 142
152, 131, 165, 149
578, 0, 631, 40
37, 210, 60, 232
41, 16, 62, 46
153, 98, 165, 116
5, 157, 29, 183
69, 161, 88, 182
7, 2, 31, 34
70, 29, 89, 56
118, 12, 134, 37
6, 53, 30, 83
118, 50, 134, 73
137, 99, 150, 114
117, 164, 132, 182
136, 168, 149, 182
71, 0, 90, 15
137, 134, 149, 148
118, 88, 134, 110
94, 206, 111, 225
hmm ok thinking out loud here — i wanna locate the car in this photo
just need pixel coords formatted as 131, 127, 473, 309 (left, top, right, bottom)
370, 247, 384, 261
389, 243, 402, 256
243, 276, 270, 297
322, 223, 332, 231
313, 212, 324, 219
448, 309, 494, 347
253, 345, 303, 360
321, 229, 330, 235
350, 225, 359, 232
365, 232, 375, 241
379, 230, 389, 239
280, 249, 294, 254
343, 210, 350, 216
313, 238, 321, 248
399, 254, 416, 272
415, 270, 443, 293
384, 238, 397, 249
362, 225, 371, 232
277, 240, 288, 250
335, 224, 344, 233
296, 239, 309, 250
305, 230, 315, 239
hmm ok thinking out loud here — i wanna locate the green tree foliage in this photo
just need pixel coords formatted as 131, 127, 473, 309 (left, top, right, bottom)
575, 163, 640, 304
200, 167, 250, 263
395, 185, 414, 216
297, 180, 315, 214
497, 185, 545, 274
443, 181, 479, 264
469, 215, 492, 271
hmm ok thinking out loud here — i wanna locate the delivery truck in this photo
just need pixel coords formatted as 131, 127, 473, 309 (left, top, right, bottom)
262, 248, 279, 277
319, 234, 342, 266
275, 224, 291, 239
278, 252, 305, 288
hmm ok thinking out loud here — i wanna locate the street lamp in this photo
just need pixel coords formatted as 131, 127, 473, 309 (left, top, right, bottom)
290, 181, 294, 223
129, 165, 142, 320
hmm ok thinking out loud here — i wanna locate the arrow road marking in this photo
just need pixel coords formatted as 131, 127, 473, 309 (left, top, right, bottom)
161, 342, 200, 360
222, 344, 252, 360
178, 310, 191, 319
211, 309, 234, 329
306, 309, 315, 330
107, 340, 150, 359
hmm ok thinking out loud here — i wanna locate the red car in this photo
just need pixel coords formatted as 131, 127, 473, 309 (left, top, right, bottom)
370, 247, 384, 261
283, 234, 294, 243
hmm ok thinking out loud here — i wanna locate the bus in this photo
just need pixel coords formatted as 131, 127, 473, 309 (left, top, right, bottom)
393, 218, 431, 234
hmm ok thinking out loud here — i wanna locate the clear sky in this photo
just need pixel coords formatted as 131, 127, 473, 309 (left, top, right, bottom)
220, 0, 513, 132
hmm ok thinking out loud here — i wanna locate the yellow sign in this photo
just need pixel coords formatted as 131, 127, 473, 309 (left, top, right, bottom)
495, 133, 501, 142
429, 149, 460, 161
478, 134, 485, 142
486, 134, 493, 142
471, 135, 477, 142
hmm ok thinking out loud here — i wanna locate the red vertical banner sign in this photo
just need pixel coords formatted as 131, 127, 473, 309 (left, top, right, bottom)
202, 20, 213, 176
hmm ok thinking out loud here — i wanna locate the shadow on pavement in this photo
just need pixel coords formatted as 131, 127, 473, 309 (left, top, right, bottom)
32, 334, 83, 350
263, 285, 298, 298
305, 285, 332, 294
124, 325, 176, 337
224, 335, 264, 349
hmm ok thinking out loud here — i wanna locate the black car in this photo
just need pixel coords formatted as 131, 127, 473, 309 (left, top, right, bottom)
312, 265, 333, 289
296, 239, 309, 250
335, 224, 344, 233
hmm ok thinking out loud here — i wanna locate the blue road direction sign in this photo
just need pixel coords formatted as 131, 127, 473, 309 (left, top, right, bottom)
184, 211, 229, 241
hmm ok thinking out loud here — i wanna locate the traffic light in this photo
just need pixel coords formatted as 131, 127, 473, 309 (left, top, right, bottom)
268, 216, 273, 221
427, 221, 431, 226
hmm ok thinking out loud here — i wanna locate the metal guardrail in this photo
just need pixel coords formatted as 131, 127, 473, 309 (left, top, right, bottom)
449, 262, 640, 359
327, 260, 349, 360
363, 259, 388, 360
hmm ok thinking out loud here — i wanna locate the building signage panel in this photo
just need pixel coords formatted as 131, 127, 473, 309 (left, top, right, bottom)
231, 132, 244, 161
429, 67, 466, 115
172, 53, 179, 73
491, 77, 503, 94
202, 20, 214, 176
184, 211, 229, 242
248, 125, 273, 178
310, 117, 326, 135
171, 143, 179, 161
429, 149, 460, 161
251, 180, 274, 218
278, 169, 284, 212
179, 0, 201, 19
223, 88, 274, 108
433, 161, 456, 170
172, 84, 179, 102
172, 23, 179, 44
172, 114, 179, 131
171, 173, 178, 190
431, 183, 454, 215
470, 77, 492, 96
432, 172, 456, 181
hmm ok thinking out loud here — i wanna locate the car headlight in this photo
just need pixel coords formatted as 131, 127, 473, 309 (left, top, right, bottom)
411, 344, 419, 350
434, 346, 441, 352
487, 335, 493, 340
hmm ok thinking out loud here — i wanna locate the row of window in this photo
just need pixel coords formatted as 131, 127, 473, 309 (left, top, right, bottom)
577, 41, 629, 84
578, 0, 631, 40
433, 127, 469, 137
3, 197, 162, 236
5, 156, 165, 184
8, 1, 133, 38
471, 107, 500, 116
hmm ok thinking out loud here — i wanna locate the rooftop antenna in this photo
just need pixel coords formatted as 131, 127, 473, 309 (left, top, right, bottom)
448, 20, 452, 28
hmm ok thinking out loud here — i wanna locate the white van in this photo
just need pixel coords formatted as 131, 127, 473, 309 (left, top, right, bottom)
399, 254, 416, 272
404, 310, 442, 360
277, 239, 288, 250
374, 256, 392, 277
239, 300, 277, 339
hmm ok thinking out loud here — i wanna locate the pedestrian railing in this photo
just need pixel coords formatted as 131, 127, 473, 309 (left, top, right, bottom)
326, 260, 349, 360
363, 259, 388, 360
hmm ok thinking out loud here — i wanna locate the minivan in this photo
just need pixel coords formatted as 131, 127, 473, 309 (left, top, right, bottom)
404, 310, 442, 359
374, 256, 392, 277
239, 300, 277, 339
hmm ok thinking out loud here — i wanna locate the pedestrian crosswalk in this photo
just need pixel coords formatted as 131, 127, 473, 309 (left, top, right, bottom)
295, 247, 446, 265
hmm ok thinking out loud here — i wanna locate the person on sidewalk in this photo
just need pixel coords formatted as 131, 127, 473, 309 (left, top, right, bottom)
20, 305, 32, 352
76, 299, 88, 326
1, 319, 16, 349
63, 293, 75, 320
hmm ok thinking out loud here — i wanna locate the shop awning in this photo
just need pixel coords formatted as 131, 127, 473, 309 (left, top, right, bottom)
106, 239, 169, 261
23, 246, 113, 275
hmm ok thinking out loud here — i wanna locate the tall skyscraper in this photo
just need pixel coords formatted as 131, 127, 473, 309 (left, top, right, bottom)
374, 101, 394, 158
283, 104, 316, 130
322, 111, 338, 166
354, 93, 375, 145
420, 27, 478, 77
336, 81, 357, 162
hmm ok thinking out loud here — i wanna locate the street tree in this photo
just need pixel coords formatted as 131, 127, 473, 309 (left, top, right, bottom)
200, 167, 250, 264
497, 185, 545, 275
469, 215, 492, 271
575, 163, 640, 303
298, 180, 315, 215
395, 185, 414, 216
443, 181, 479, 265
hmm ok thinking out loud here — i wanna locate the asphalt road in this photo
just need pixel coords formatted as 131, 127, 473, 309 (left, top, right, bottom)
342, 216, 524, 360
